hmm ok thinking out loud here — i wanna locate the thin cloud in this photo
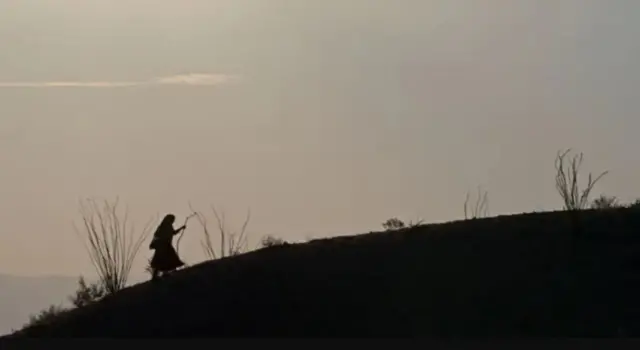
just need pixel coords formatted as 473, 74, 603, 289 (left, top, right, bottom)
153, 73, 240, 85
0, 81, 140, 88
0, 73, 240, 88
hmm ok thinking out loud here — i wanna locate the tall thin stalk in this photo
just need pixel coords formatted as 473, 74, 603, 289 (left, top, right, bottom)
555, 149, 608, 211
464, 187, 489, 219
75, 197, 154, 294
189, 203, 251, 260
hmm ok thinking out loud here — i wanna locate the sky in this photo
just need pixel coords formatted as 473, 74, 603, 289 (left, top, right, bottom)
1, 0, 640, 277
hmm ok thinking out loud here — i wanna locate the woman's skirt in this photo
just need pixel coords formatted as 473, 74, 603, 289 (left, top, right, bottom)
150, 242, 185, 272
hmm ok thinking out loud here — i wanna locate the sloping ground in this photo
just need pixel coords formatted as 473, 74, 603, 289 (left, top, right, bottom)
5, 208, 640, 337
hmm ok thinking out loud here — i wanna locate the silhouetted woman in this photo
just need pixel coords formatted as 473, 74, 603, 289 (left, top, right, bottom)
149, 214, 186, 280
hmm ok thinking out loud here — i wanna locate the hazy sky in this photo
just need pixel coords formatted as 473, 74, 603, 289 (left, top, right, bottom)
1, 1, 639, 277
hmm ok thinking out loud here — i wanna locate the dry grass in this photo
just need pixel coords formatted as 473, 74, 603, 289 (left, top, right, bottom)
188, 203, 251, 260
464, 187, 489, 219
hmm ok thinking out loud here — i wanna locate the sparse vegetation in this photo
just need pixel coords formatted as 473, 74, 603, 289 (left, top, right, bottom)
13, 208, 640, 337
627, 199, 640, 209
23, 276, 104, 330
382, 217, 423, 231
260, 235, 287, 248
464, 187, 489, 219
189, 203, 252, 259
13, 148, 640, 337
75, 197, 155, 294
23, 304, 67, 328
555, 149, 608, 211
591, 194, 620, 209
382, 217, 406, 231
69, 276, 106, 308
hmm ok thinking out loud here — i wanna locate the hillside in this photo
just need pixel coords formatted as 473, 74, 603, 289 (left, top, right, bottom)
5, 208, 640, 337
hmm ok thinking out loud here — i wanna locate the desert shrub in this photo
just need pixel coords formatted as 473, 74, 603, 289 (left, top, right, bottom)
75, 197, 155, 294
189, 203, 252, 259
69, 276, 106, 308
260, 235, 287, 248
382, 217, 406, 231
591, 195, 620, 210
555, 149, 608, 210
464, 187, 490, 219
382, 218, 423, 231
627, 199, 640, 209
23, 304, 67, 329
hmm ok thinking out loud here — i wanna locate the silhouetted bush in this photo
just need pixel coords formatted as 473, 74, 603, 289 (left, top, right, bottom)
627, 199, 640, 209
22, 304, 67, 329
382, 218, 405, 231
381, 218, 423, 231
591, 195, 620, 209
189, 203, 252, 260
75, 197, 154, 294
464, 187, 490, 219
69, 276, 106, 308
555, 149, 608, 210
260, 235, 287, 248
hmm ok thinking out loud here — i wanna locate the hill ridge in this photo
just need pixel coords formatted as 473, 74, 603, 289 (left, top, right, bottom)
5, 208, 640, 337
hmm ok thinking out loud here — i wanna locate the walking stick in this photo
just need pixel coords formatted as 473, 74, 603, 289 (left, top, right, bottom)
176, 212, 197, 257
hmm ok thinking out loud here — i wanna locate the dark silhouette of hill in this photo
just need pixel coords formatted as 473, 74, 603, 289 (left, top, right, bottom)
5, 208, 640, 337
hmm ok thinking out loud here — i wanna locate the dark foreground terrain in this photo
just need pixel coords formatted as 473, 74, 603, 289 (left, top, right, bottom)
5, 208, 640, 337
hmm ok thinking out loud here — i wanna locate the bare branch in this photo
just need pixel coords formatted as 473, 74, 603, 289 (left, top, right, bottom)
555, 149, 608, 210
464, 187, 489, 219
189, 203, 252, 260
74, 197, 154, 294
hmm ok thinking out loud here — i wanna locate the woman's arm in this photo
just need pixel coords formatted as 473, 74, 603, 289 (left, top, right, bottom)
173, 225, 187, 235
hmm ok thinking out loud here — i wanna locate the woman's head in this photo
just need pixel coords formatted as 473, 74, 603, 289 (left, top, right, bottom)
160, 214, 176, 226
